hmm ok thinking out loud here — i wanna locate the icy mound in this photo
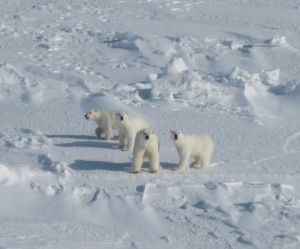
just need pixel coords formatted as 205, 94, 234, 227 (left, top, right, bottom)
0, 163, 68, 197
264, 36, 290, 47
220, 40, 244, 50
147, 58, 246, 111
0, 164, 37, 185
110, 50, 300, 118
152, 68, 235, 107
128, 58, 300, 117
228, 67, 300, 96
138, 180, 300, 244
161, 57, 189, 75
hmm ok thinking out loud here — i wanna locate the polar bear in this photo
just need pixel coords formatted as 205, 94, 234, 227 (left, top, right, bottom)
115, 111, 149, 152
84, 110, 118, 140
170, 130, 214, 171
132, 128, 160, 173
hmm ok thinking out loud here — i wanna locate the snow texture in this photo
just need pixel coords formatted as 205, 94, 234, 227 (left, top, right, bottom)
1, 0, 300, 248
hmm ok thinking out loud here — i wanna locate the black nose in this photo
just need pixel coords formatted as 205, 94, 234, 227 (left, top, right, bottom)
174, 134, 178, 140
145, 135, 149, 140
84, 114, 88, 119
120, 116, 124, 121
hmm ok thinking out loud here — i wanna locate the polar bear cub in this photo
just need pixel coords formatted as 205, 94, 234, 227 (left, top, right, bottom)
115, 111, 149, 152
171, 130, 214, 171
85, 110, 118, 140
132, 128, 160, 173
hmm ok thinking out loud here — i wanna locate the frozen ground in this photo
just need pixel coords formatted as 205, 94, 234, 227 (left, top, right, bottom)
1, 0, 300, 248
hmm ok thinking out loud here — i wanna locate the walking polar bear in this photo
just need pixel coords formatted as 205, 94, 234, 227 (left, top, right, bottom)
171, 130, 214, 171
85, 110, 118, 140
115, 111, 149, 152
132, 128, 160, 173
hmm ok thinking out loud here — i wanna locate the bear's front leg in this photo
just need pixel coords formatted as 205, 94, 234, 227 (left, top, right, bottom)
177, 154, 190, 171
149, 151, 159, 173
95, 127, 103, 139
132, 149, 145, 173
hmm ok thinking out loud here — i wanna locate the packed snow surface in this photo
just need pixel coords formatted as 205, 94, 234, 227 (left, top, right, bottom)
1, 0, 300, 248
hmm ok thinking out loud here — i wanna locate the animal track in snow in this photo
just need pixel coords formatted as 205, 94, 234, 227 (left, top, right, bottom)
284, 131, 300, 154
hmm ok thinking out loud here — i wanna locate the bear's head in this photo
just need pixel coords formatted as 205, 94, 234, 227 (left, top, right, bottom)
85, 110, 101, 120
170, 130, 183, 143
137, 128, 155, 148
115, 111, 129, 125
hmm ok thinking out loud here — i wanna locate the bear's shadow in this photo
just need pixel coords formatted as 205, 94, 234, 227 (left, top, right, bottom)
160, 162, 176, 170
55, 140, 118, 149
70, 160, 131, 172
46, 134, 97, 140
70, 160, 176, 172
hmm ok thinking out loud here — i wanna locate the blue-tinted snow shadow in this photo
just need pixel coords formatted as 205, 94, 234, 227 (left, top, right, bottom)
160, 162, 176, 170
70, 160, 176, 172
46, 134, 97, 140
70, 160, 131, 172
55, 141, 118, 149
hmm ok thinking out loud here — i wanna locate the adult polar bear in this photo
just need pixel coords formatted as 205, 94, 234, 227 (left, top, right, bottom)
85, 110, 118, 140
171, 130, 214, 171
132, 128, 160, 173
115, 111, 149, 152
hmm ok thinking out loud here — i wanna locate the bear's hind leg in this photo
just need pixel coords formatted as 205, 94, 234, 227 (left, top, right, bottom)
104, 126, 113, 140
191, 156, 202, 169
201, 153, 212, 169
125, 133, 135, 152
118, 133, 126, 150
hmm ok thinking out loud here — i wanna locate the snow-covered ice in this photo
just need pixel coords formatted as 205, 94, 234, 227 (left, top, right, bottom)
1, 0, 300, 248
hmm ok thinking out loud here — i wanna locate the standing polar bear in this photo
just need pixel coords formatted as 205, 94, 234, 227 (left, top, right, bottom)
171, 130, 214, 171
115, 111, 149, 152
132, 128, 160, 173
85, 110, 118, 140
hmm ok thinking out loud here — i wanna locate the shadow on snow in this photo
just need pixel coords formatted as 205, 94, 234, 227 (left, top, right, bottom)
69, 160, 131, 172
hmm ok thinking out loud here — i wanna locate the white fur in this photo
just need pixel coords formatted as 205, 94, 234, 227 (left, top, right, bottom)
85, 110, 118, 140
115, 111, 149, 152
171, 130, 214, 171
132, 128, 160, 173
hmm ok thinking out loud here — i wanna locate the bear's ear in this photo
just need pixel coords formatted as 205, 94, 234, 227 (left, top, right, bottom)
116, 111, 126, 116
170, 130, 177, 135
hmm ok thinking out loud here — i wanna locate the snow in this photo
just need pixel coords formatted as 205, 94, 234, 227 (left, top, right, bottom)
1, 0, 300, 248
